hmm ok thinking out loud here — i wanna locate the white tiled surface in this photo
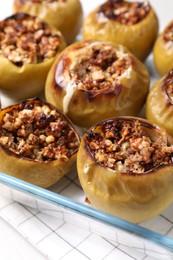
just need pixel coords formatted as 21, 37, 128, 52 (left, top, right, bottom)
0, 1, 173, 260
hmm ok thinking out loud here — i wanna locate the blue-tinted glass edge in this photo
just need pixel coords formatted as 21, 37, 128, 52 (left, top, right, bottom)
0, 171, 172, 251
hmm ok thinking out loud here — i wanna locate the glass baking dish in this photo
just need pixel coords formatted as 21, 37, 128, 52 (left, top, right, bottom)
0, 168, 173, 260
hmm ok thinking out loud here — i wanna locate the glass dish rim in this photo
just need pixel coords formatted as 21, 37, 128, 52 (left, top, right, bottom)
0, 171, 173, 252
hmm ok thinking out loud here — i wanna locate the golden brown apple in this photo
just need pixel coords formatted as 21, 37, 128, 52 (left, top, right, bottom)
0, 13, 66, 100
45, 40, 150, 128
0, 97, 80, 188
77, 117, 173, 223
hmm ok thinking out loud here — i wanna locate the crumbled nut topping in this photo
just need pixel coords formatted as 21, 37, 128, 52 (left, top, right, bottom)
86, 119, 173, 174
99, 0, 150, 25
0, 99, 79, 162
163, 69, 173, 104
70, 42, 132, 92
163, 22, 173, 43
0, 13, 62, 66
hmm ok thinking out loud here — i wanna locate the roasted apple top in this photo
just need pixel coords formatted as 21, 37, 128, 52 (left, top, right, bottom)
69, 42, 132, 92
85, 118, 173, 174
99, 0, 150, 25
0, 13, 63, 66
0, 98, 80, 162
45, 40, 149, 127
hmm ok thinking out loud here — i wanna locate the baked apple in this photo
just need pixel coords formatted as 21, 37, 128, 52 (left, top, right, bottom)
77, 117, 173, 223
0, 12, 66, 100
153, 20, 173, 76
45, 40, 150, 128
82, 0, 159, 61
146, 69, 173, 137
13, 0, 83, 44
0, 97, 80, 188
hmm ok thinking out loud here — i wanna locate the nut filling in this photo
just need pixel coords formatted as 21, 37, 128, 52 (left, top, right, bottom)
163, 69, 173, 104
0, 99, 79, 162
163, 22, 173, 43
98, 0, 150, 25
70, 43, 132, 92
0, 13, 62, 66
86, 119, 173, 174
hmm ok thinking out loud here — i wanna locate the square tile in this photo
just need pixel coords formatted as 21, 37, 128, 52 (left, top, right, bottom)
116, 228, 144, 250
104, 248, 134, 260
49, 177, 71, 193
60, 183, 85, 202
56, 222, 90, 247
19, 216, 51, 244
37, 232, 72, 260
61, 248, 89, 260
118, 244, 146, 260
63, 208, 90, 231
0, 202, 32, 226
25, 206, 39, 215
143, 240, 173, 259
12, 189, 37, 209
90, 220, 118, 243
77, 234, 115, 260
0, 195, 13, 209
140, 215, 172, 234
37, 211, 64, 230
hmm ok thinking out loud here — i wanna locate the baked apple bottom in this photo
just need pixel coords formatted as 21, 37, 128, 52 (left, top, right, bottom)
0, 98, 80, 188
77, 117, 173, 223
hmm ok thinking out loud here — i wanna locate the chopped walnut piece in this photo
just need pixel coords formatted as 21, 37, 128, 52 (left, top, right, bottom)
0, 99, 80, 162
0, 13, 62, 66
99, 0, 150, 25
86, 119, 173, 174
70, 42, 132, 92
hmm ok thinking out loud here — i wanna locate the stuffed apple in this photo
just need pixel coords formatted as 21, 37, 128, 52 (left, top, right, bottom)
0, 97, 80, 188
0, 13, 66, 100
77, 117, 173, 223
45, 40, 150, 128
